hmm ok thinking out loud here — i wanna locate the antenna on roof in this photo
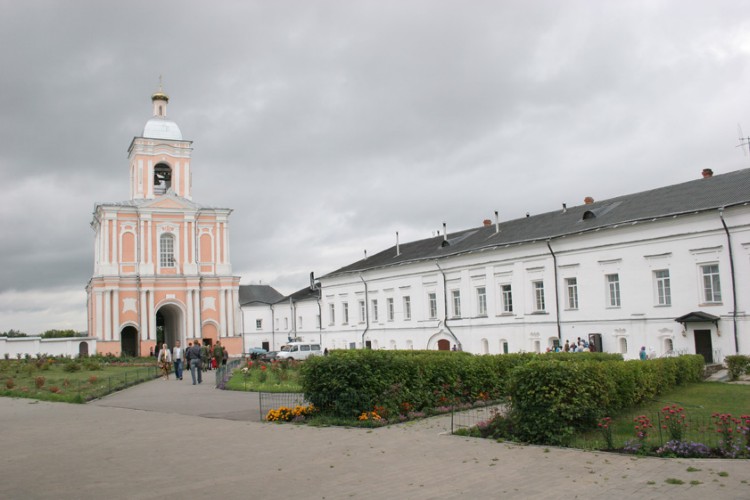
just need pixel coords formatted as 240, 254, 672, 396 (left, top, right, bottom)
737, 123, 750, 157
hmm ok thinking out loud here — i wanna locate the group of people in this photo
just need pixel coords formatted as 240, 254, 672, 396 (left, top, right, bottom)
154, 340, 228, 384
547, 337, 596, 353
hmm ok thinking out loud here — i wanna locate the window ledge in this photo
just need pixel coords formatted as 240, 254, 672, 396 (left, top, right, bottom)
530, 311, 548, 315
698, 302, 722, 307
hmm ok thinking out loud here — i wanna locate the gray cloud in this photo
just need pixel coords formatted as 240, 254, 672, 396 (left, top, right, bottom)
2, 0, 750, 333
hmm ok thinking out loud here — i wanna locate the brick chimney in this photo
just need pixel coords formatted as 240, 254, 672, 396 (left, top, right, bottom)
483, 219, 492, 227
584, 196, 594, 205
702, 168, 713, 178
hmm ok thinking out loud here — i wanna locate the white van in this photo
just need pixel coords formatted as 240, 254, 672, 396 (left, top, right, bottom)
276, 342, 322, 361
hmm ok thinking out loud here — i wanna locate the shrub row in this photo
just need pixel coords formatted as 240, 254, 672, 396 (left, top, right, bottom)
300, 350, 533, 418
508, 355, 705, 445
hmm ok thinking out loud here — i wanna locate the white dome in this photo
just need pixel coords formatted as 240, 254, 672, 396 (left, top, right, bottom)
142, 116, 183, 140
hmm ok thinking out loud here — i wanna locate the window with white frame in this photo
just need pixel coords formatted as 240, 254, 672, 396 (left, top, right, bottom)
328, 303, 335, 325
359, 300, 366, 323
451, 290, 461, 318
255, 319, 262, 330
343, 302, 349, 324
606, 274, 621, 307
403, 296, 411, 320
159, 233, 175, 267
654, 269, 671, 306
476, 287, 487, 316
701, 264, 722, 303
387, 297, 394, 321
501, 284, 513, 313
371, 299, 379, 322
428, 292, 437, 319
566, 278, 578, 309
533, 281, 545, 311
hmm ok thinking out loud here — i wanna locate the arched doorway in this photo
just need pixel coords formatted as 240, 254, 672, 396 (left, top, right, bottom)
156, 303, 183, 349
120, 326, 138, 357
78, 342, 89, 358
437, 339, 451, 351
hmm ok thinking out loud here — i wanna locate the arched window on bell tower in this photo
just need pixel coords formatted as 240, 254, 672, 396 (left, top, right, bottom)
154, 163, 172, 195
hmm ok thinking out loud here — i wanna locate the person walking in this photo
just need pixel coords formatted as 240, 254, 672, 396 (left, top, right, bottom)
200, 343, 209, 372
157, 343, 172, 380
187, 341, 203, 385
172, 340, 184, 381
213, 341, 224, 370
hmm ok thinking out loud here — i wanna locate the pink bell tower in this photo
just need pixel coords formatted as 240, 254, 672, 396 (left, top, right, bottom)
86, 86, 242, 357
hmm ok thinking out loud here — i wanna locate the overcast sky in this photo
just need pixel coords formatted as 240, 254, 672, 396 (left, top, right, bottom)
2, 1, 750, 335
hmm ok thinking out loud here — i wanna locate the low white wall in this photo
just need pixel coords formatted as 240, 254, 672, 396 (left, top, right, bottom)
0, 337, 97, 359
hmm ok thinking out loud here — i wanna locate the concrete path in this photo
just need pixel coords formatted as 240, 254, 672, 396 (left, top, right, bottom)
1, 376, 748, 499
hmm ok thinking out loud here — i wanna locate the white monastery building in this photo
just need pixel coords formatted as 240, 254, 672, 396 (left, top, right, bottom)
242, 168, 750, 362
87, 89, 241, 356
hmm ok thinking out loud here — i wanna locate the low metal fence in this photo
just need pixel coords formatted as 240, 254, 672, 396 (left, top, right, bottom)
214, 358, 242, 388
450, 403, 508, 434
258, 392, 308, 420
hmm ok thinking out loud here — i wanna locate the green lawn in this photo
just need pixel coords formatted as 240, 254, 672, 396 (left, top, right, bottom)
0, 358, 160, 403
224, 361, 303, 393
572, 382, 750, 450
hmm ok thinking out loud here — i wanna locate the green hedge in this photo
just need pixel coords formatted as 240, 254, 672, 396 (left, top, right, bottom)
724, 355, 750, 381
507, 355, 704, 445
300, 350, 532, 418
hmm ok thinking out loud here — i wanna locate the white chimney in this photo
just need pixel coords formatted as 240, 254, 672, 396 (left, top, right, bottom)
494, 210, 499, 233
396, 231, 400, 256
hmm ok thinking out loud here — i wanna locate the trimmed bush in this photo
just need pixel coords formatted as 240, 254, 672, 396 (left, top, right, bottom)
724, 355, 750, 381
300, 350, 524, 418
507, 355, 704, 445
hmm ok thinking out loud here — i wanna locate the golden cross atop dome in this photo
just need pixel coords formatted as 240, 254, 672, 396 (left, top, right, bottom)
151, 75, 169, 102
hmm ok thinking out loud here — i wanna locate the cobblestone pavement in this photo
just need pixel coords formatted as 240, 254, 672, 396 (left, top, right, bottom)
1, 377, 748, 499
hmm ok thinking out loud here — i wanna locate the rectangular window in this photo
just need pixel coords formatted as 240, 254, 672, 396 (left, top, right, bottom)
476, 287, 487, 316
701, 264, 722, 303
359, 300, 366, 323
501, 284, 513, 313
403, 296, 411, 320
328, 303, 335, 325
606, 274, 621, 307
654, 269, 671, 306
343, 302, 349, 324
533, 281, 545, 311
298, 316, 303, 330
255, 319, 262, 330
566, 278, 578, 309
387, 297, 395, 321
451, 290, 461, 318
159, 234, 175, 268
371, 299, 379, 322
428, 292, 438, 319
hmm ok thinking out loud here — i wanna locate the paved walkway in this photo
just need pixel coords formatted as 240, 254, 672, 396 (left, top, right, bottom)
1, 375, 748, 499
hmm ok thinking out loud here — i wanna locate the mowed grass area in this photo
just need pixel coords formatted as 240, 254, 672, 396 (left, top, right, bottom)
224, 361, 303, 393
0, 358, 159, 403
572, 382, 750, 450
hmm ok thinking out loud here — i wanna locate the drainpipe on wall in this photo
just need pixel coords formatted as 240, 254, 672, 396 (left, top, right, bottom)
270, 303, 275, 350
546, 239, 562, 343
718, 208, 739, 354
359, 273, 369, 349
316, 286, 323, 347
435, 261, 462, 350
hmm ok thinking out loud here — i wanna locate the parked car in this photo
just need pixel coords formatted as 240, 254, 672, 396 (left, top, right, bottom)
275, 342, 322, 361
258, 351, 278, 362
246, 347, 268, 360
